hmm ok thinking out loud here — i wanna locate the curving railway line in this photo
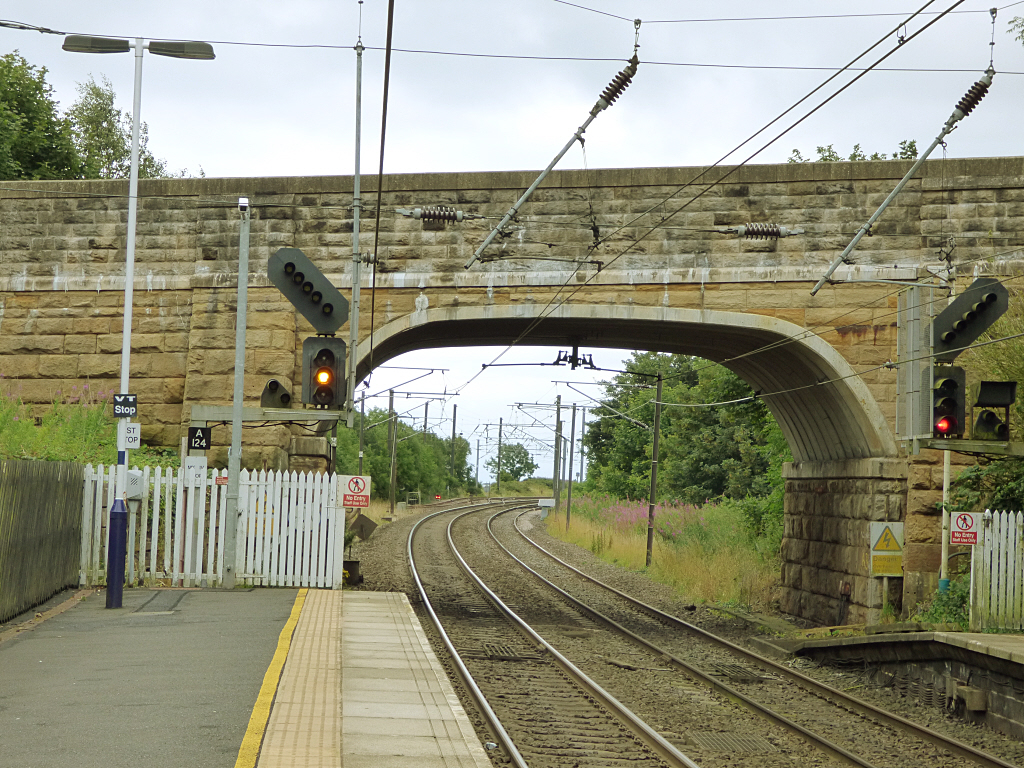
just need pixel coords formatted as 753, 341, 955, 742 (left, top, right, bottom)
406, 500, 1021, 768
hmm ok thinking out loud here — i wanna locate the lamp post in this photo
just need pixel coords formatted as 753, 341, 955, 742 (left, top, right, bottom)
63, 35, 215, 607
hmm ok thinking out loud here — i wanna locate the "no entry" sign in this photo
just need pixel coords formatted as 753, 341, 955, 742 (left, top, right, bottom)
951, 512, 979, 545
340, 475, 371, 508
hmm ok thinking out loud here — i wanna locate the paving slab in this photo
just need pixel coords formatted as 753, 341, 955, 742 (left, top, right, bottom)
256, 590, 491, 768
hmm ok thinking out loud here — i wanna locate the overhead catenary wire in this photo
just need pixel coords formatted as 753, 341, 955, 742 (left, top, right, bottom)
453, 0, 962, 395
550, 0, 1024, 24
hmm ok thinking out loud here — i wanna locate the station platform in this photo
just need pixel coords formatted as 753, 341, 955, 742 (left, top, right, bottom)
253, 589, 491, 768
0, 587, 491, 768
753, 626, 1024, 739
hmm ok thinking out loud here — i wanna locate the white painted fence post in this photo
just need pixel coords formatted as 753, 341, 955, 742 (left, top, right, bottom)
332, 474, 346, 590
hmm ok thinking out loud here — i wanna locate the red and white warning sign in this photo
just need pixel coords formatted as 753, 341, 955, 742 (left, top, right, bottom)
951, 512, 979, 545
340, 475, 371, 508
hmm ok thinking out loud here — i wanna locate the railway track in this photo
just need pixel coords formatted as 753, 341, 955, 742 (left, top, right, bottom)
410, 500, 699, 768
410, 501, 1020, 767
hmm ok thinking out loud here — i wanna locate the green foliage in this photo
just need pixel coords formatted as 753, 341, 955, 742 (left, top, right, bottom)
0, 383, 115, 462
0, 52, 81, 180
787, 140, 918, 164
486, 441, 538, 482
67, 75, 171, 179
583, 353, 791, 508
335, 407, 476, 499
914, 574, 970, 629
1011, 16, 1024, 45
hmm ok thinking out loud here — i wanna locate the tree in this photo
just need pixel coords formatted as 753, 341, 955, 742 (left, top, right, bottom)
1011, 16, 1024, 46
67, 75, 170, 179
788, 140, 918, 164
582, 352, 790, 505
0, 52, 81, 180
335, 407, 478, 498
486, 442, 538, 482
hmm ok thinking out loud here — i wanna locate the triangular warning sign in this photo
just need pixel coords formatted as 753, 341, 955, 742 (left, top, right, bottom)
874, 526, 902, 552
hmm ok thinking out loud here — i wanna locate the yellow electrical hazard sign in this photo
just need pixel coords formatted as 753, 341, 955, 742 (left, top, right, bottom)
869, 522, 904, 577
874, 526, 902, 552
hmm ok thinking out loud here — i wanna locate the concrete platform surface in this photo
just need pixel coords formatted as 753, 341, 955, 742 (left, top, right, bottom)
0, 587, 298, 768
1, 586, 491, 768
256, 590, 490, 768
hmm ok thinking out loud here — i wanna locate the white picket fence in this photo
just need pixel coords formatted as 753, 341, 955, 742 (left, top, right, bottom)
970, 509, 1024, 631
81, 465, 346, 590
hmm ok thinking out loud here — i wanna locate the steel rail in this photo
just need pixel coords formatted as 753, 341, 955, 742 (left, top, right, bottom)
489, 511, 875, 768
508, 509, 1019, 768
408, 500, 529, 768
443, 506, 701, 768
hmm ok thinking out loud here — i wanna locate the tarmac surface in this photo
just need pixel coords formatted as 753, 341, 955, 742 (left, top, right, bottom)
0, 587, 297, 768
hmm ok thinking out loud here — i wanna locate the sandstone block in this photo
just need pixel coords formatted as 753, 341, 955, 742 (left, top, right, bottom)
903, 542, 941, 573
78, 354, 119, 377
63, 335, 97, 355
0, 335, 63, 354
905, 513, 940, 544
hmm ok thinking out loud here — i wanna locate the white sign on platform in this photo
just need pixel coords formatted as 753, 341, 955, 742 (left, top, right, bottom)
951, 512, 980, 545
184, 456, 208, 487
340, 475, 371, 507
125, 422, 141, 450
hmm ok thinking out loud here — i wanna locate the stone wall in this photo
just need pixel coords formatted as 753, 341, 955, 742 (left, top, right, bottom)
2, 158, 1024, 623
782, 459, 908, 625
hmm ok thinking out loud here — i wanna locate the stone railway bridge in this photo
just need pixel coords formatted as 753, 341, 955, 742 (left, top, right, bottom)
3, 158, 1024, 625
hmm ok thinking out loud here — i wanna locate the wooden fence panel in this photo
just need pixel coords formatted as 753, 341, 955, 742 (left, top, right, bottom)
0, 460, 84, 623
972, 509, 1024, 631
81, 466, 343, 590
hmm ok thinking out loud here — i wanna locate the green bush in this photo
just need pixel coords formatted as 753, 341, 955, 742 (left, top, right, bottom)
914, 574, 970, 629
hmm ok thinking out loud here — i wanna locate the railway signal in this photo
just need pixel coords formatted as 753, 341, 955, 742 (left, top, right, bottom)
972, 380, 1017, 441
260, 379, 293, 408
268, 247, 348, 335
302, 336, 346, 408
933, 366, 966, 438
932, 277, 1008, 363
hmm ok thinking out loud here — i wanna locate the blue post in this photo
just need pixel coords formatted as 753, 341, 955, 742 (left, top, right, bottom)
106, 498, 128, 608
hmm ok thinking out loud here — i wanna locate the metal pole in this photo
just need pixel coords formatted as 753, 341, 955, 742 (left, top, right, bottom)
222, 203, 250, 590
449, 404, 457, 495
940, 279, 957, 592
422, 401, 429, 436
646, 373, 663, 568
578, 408, 586, 484
475, 438, 480, 488
496, 418, 503, 495
387, 389, 396, 516
357, 391, 365, 474
565, 404, 577, 532
106, 38, 145, 609
347, 40, 364, 428
553, 395, 561, 507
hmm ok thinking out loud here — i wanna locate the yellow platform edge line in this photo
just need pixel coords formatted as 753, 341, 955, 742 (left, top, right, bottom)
233, 587, 308, 768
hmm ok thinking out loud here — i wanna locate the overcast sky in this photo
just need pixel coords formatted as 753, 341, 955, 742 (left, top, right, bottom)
3, 1, 1023, 479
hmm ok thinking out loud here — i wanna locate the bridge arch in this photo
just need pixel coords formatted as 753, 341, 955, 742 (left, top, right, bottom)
355, 303, 897, 464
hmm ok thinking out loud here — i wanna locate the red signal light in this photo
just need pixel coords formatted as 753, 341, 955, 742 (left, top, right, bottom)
935, 415, 956, 436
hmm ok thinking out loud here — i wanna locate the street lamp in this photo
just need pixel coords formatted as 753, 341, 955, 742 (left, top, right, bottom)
63, 34, 215, 608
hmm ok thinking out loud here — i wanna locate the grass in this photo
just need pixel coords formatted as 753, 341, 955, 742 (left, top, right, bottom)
0, 381, 180, 468
546, 494, 780, 611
